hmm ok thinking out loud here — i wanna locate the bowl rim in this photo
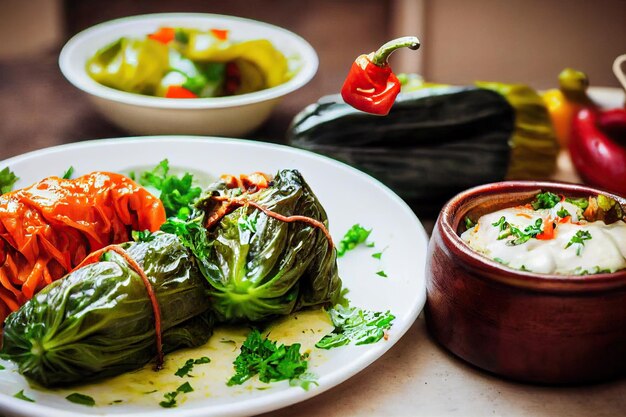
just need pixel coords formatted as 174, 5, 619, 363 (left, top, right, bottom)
58, 12, 319, 109
439, 180, 626, 292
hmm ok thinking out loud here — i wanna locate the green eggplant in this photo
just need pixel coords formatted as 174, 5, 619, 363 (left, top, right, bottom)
288, 87, 516, 213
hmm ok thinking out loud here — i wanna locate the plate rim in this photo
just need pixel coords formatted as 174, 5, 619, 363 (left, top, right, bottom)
0, 136, 428, 417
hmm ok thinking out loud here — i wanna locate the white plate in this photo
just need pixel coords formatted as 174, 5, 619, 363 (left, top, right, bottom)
0, 137, 428, 417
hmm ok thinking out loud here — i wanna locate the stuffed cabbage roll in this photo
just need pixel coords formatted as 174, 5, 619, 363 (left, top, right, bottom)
194, 169, 342, 323
0, 233, 213, 387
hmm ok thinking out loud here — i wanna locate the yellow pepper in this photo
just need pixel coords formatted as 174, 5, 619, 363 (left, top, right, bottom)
86, 38, 169, 95
541, 68, 593, 147
181, 30, 290, 91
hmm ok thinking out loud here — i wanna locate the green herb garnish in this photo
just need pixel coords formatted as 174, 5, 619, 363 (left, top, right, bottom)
573, 266, 612, 275
464, 216, 475, 230
14, 390, 35, 402
316, 305, 395, 349
556, 207, 570, 218
159, 382, 194, 408
532, 192, 560, 210
139, 159, 202, 219
493, 257, 508, 265
62, 166, 75, 179
337, 224, 372, 257
495, 217, 544, 246
565, 230, 592, 256
132, 229, 156, 242
227, 329, 310, 387
376, 270, 388, 278
160, 217, 212, 271
566, 197, 589, 210
372, 252, 383, 260
288, 371, 319, 391
0, 364, 5, 370
0, 167, 18, 195
175, 356, 211, 378
66, 393, 95, 407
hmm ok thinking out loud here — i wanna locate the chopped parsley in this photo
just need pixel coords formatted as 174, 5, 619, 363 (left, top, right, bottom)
556, 207, 570, 218
493, 216, 544, 246
160, 217, 212, 269
0, 167, 18, 195
376, 270, 388, 278
62, 166, 74, 179
566, 197, 589, 210
0, 363, 5, 370
532, 192, 560, 210
160, 382, 194, 408
316, 305, 395, 349
132, 229, 156, 243
565, 230, 592, 256
336, 224, 372, 256
288, 372, 319, 391
493, 257, 508, 265
14, 390, 35, 402
464, 216, 476, 230
227, 329, 311, 388
175, 356, 211, 378
139, 159, 202, 219
66, 393, 95, 407
372, 252, 383, 260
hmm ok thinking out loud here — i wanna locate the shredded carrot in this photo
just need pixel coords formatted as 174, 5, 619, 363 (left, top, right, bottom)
516, 213, 533, 219
72, 245, 164, 369
536, 217, 556, 240
0, 172, 166, 324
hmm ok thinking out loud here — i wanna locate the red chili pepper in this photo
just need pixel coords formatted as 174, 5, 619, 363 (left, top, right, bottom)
148, 27, 175, 44
211, 28, 229, 41
165, 86, 198, 99
341, 36, 420, 116
570, 107, 626, 195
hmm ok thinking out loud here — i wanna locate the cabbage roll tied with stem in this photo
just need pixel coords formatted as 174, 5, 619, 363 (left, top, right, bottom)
0, 232, 214, 387
190, 169, 343, 323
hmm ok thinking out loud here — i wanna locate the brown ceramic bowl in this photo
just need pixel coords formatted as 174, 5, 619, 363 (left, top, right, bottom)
425, 181, 626, 384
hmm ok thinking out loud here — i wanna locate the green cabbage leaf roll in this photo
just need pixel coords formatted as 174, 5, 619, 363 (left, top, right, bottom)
0, 232, 213, 387
193, 169, 342, 323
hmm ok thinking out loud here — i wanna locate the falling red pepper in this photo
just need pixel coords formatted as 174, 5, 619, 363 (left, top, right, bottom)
570, 107, 626, 195
341, 36, 420, 115
148, 27, 175, 44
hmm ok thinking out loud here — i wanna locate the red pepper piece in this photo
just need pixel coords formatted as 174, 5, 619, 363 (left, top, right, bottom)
341, 36, 420, 115
148, 27, 175, 44
570, 108, 626, 195
165, 86, 199, 99
536, 218, 555, 240
211, 28, 229, 41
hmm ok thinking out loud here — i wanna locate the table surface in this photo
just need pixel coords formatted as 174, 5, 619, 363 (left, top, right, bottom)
2, 51, 625, 417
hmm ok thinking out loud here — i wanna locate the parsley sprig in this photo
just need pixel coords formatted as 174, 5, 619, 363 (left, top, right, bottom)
175, 357, 211, 378
316, 305, 395, 349
565, 230, 592, 256
139, 159, 202, 219
227, 329, 312, 388
160, 382, 193, 408
336, 224, 372, 257
0, 167, 18, 194
492, 216, 544, 245
532, 192, 560, 210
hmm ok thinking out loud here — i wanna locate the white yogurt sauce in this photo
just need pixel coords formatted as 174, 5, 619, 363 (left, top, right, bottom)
461, 201, 626, 275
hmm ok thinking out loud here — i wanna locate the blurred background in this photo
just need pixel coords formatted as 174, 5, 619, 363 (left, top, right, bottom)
0, 0, 625, 159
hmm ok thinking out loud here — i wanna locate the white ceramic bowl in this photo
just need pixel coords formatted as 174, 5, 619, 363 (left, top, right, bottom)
59, 13, 318, 137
